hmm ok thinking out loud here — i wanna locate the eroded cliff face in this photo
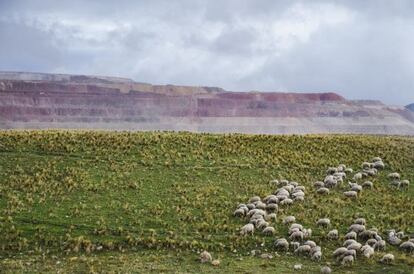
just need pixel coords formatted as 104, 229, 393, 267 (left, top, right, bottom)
1, 71, 414, 134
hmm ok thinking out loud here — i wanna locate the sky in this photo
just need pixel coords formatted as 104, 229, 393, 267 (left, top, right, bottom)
0, 0, 413, 105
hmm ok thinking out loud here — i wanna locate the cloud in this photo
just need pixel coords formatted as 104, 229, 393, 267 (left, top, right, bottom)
0, 0, 413, 105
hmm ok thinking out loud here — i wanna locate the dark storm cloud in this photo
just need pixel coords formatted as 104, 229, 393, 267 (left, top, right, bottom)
0, 0, 413, 105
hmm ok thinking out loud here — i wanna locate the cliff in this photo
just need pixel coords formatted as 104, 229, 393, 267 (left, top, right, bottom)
1, 71, 414, 135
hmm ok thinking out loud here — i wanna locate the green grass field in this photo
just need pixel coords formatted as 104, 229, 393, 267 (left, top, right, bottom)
0, 131, 413, 273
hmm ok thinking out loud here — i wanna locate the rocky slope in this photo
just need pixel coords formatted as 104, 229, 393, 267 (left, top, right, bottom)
1, 71, 414, 134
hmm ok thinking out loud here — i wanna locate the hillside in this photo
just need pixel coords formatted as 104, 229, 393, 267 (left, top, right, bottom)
407, 104, 414, 112
0, 131, 413, 273
1, 71, 414, 134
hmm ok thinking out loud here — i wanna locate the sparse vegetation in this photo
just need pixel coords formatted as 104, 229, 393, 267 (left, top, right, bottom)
0, 130, 413, 273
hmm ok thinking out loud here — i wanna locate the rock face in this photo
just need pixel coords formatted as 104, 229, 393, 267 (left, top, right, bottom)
1, 71, 414, 135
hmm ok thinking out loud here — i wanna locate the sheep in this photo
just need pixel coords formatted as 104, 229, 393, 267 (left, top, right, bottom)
366, 239, 377, 247
266, 203, 278, 212
316, 187, 330, 195
401, 180, 410, 188
388, 173, 400, 180
359, 230, 378, 241
327, 229, 339, 240
388, 234, 402, 246
343, 191, 358, 198
372, 157, 382, 162
294, 245, 311, 256
320, 266, 332, 274
278, 179, 289, 186
353, 172, 363, 181
263, 194, 277, 203
274, 238, 289, 251
257, 220, 269, 230
316, 218, 331, 227
362, 181, 373, 188
280, 198, 293, 206
240, 223, 254, 236
349, 224, 366, 233
310, 245, 321, 255
326, 167, 338, 175
373, 240, 386, 251
200, 251, 212, 263
344, 231, 357, 240
345, 168, 354, 174
373, 161, 385, 169
362, 162, 372, 169
294, 196, 305, 202
263, 226, 276, 236
283, 215, 296, 225
303, 228, 313, 239
314, 181, 325, 188
291, 191, 305, 199
399, 241, 414, 252
333, 247, 348, 258
311, 250, 322, 261
380, 253, 394, 264
343, 249, 357, 259
246, 203, 255, 210
396, 231, 405, 239
290, 223, 303, 231
343, 239, 358, 247
233, 208, 245, 217
265, 213, 277, 221
290, 241, 300, 251
290, 181, 299, 187
324, 176, 337, 188
349, 182, 362, 192
354, 218, 366, 225
341, 255, 354, 266
362, 245, 375, 258
347, 242, 362, 251
304, 240, 317, 248
290, 231, 304, 241
249, 196, 261, 203
365, 168, 378, 176
282, 184, 295, 193
338, 164, 347, 171
293, 185, 306, 192
255, 201, 267, 210
293, 264, 302, 271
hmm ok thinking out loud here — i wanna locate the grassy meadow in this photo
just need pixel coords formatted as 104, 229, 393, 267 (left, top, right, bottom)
0, 130, 413, 273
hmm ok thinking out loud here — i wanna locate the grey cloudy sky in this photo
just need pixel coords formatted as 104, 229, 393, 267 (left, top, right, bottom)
0, 0, 413, 105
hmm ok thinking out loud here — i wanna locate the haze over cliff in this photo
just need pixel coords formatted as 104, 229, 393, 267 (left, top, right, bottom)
1, 71, 414, 135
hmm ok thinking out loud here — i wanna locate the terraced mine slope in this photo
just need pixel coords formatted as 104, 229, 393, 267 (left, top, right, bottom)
1, 71, 414, 134
0, 131, 413, 273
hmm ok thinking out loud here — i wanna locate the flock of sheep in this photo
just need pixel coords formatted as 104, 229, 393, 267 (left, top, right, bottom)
229, 156, 412, 272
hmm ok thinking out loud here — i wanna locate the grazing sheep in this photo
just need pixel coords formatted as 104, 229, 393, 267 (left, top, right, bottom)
310, 245, 321, 255
200, 251, 212, 263
316, 187, 330, 195
290, 241, 300, 251
282, 184, 295, 193
396, 231, 405, 239
290, 223, 303, 230
362, 181, 373, 188
263, 194, 277, 203
380, 253, 394, 264
249, 196, 261, 203
274, 238, 289, 251
373, 240, 386, 251
314, 181, 325, 188
327, 229, 339, 240
327, 167, 338, 175
366, 239, 377, 247
373, 161, 385, 169
362, 245, 375, 258
341, 255, 354, 266
240, 223, 254, 236
290, 181, 299, 187
390, 180, 401, 187
343, 249, 357, 259
278, 179, 289, 187
365, 168, 378, 176
255, 201, 267, 210
266, 203, 278, 212
333, 247, 348, 257
311, 251, 322, 261
324, 176, 337, 188
293, 186, 306, 192
246, 203, 256, 210
349, 224, 366, 233
293, 264, 302, 270
353, 173, 363, 181
372, 157, 382, 162
345, 168, 353, 173
263, 226, 276, 235
343, 191, 358, 198
388, 173, 401, 180
347, 242, 362, 251
256, 220, 269, 230
399, 241, 414, 253
233, 208, 245, 217
265, 213, 277, 222
283, 216, 296, 225
344, 231, 357, 240
303, 228, 313, 239
320, 266, 332, 274
343, 239, 358, 247
304, 240, 317, 248
294, 196, 305, 202
349, 182, 363, 192
354, 218, 366, 225
359, 230, 377, 241
317, 218, 331, 227
388, 235, 402, 246
290, 231, 304, 241
280, 198, 293, 205
294, 245, 311, 255
292, 191, 305, 199
362, 162, 372, 169
401, 180, 410, 188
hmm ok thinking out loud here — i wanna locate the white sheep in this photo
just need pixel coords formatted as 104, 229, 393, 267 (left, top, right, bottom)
290, 231, 304, 241
399, 241, 414, 252
354, 218, 366, 225
353, 172, 363, 181
280, 198, 293, 205
200, 251, 212, 263
327, 229, 339, 240
347, 242, 362, 251
294, 245, 311, 255
366, 239, 377, 247
344, 231, 357, 240
283, 215, 296, 225
290, 241, 300, 251
274, 238, 289, 251
256, 220, 269, 230
343, 191, 358, 198
316, 218, 331, 227
314, 181, 325, 188
320, 266, 332, 274
380, 253, 394, 264
362, 162, 372, 169
290, 223, 304, 230
388, 172, 400, 180
372, 157, 382, 162
373, 239, 386, 251
303, 228, 313, 239
362, 245, 375, 258
333, 247, 348, 258
343, 239, 357, 247
255, 201, 267, 210
311, 250, 322, 261
362, 181, 373, 188
349, 182, 362, 192
324, 176, 337, 188
233, 208, 245, 217
401, 180, 410, 188
304, 240, 317, 248
341, 255, 354, 266
249, 196, 261, 203
316, 187, 330, 195
266, 203, 278, 212
349, 224, 366, 233
373, 161, 385, 169
265, 213, 277, 221
240, 223, 254, 236
263, 226, 276, 235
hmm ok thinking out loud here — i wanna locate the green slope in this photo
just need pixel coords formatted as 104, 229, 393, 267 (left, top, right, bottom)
0, 131, 413, 273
